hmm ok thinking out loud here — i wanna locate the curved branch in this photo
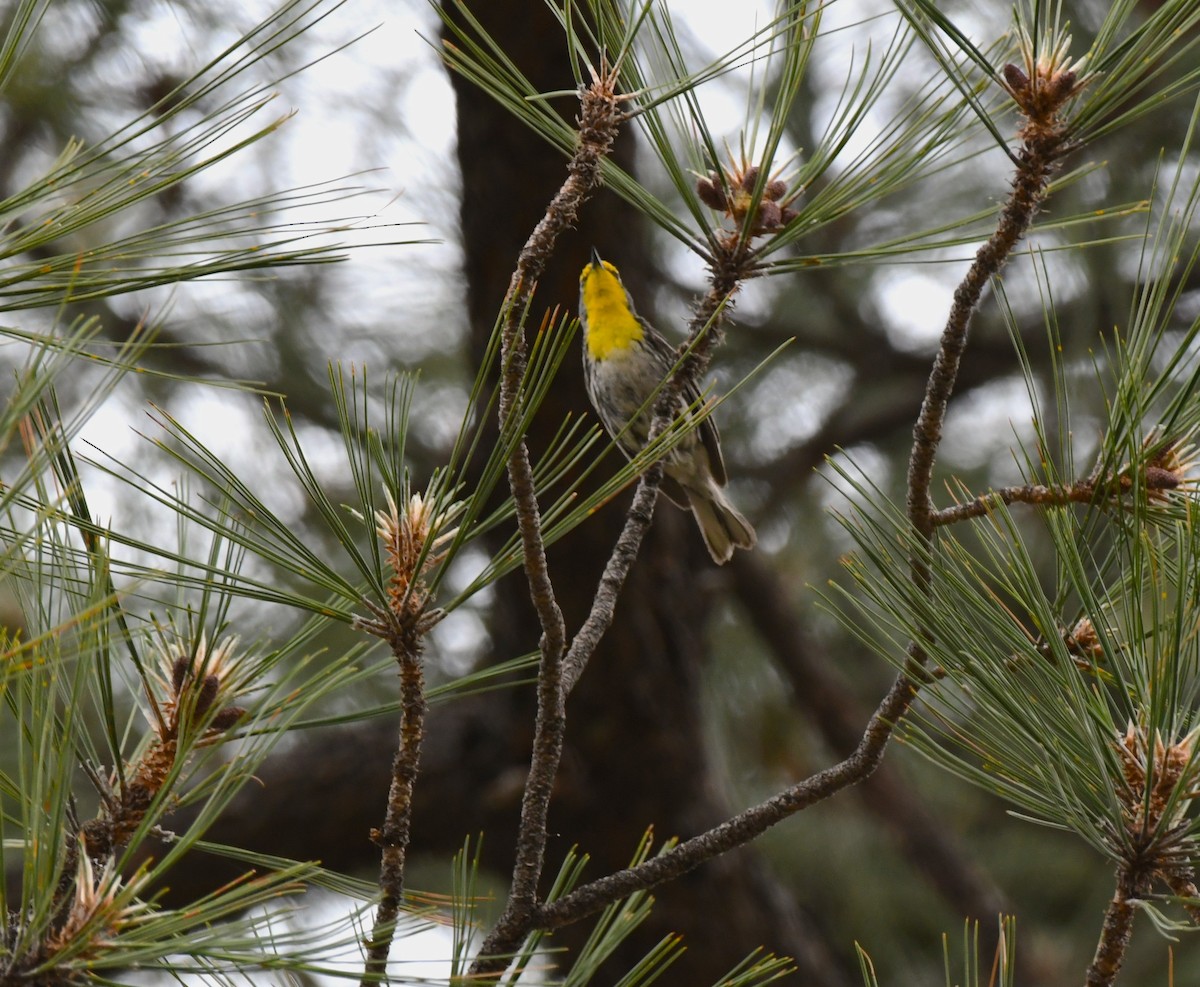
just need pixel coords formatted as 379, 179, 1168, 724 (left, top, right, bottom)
537, 673, 916, 929
469, 69, 627, 977
907, 113, 1071, 538
729, 552, 1011, 925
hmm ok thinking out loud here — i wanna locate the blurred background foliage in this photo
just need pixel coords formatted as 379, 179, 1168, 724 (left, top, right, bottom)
3, 0, 1200, 984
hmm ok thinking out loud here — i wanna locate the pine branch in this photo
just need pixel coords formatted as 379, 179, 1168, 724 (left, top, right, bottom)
930, 461, 1186, 528
536, 673, 917, 930
729, 552, 1011, 927
357, 492, 452, 983
1085, 862, 1153, 987
360, 627, 427, 985
469, 65, 626, 979
907, 63, 1080, 539
559, 458, 663, 694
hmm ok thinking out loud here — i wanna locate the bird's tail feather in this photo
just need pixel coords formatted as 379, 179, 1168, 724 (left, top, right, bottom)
687, 486, 756, 565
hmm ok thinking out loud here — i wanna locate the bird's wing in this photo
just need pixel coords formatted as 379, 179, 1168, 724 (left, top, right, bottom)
642, 322, 728, 488
685, 382, 727, 488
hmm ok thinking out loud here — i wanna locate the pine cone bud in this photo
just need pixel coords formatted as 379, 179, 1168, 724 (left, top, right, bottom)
210, 706, 246, 732
1002, 63, 1029, 94
696, 173, 727, 209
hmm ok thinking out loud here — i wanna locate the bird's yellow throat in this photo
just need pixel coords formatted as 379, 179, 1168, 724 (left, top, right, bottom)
581, 261, 644, 361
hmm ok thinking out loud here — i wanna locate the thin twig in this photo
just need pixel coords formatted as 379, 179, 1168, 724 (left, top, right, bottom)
537, 673, 916, 929
931, 465, 1186, 528
361, 632, 427, 985
933, 480, 1091, 526
560, 460, 664, 694
468, 69, 626, 980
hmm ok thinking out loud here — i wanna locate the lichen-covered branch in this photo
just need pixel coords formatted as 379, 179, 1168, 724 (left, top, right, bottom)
360, 629, 427, 985
1085, 862, 1153, 987
468, 68, 627, 980
931, 459, 1188, 528
536, 673, 916, 929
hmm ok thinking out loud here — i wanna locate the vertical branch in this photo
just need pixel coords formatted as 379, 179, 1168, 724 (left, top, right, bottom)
361, 632, 427, 985
907, 59, 1081, 539
469, 69, 626, 979
1085, 862, 1153, 987
358, 493, 450, 983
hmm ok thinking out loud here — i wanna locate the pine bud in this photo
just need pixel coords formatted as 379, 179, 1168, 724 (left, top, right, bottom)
696, 173, 727, 210
1002, 63, 1029, 93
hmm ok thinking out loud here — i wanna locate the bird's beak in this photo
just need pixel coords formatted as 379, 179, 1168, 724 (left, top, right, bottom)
590, 246, 603, 267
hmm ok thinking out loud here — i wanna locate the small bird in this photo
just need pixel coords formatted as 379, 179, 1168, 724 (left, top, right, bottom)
578, 247, 756, 564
